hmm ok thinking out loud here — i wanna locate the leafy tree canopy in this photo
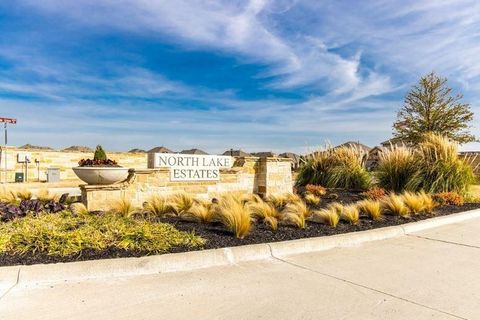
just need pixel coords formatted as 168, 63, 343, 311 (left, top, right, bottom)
393, 72, 476, 144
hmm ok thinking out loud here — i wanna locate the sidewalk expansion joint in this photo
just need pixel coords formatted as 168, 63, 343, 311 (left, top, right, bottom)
408, 234, 480, 249
0, 268, 21, 301
269, 254, 466, 320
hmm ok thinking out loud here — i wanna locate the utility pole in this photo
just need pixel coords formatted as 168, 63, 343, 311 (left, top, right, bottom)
0, 117, 17, 183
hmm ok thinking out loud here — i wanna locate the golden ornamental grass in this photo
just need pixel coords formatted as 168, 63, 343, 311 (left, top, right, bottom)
248, 200, 279, 230
214, 193, 252, 239
304, 193, 321, 206
70, 202, 89, 217
401, 192, 424, 214
339, 204, 359, 224
382, 193, 409, 217
311, 208, 339, 227
110, 198, 137, 218
16, 189, 33, 200
143, 195, 174, 218
170, 192, 195, 215
356, 199, 382, 220
182, 201, 214, 223
280, 200, 310, 229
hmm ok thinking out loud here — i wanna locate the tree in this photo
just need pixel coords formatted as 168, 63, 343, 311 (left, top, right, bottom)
393, 72, 476, 144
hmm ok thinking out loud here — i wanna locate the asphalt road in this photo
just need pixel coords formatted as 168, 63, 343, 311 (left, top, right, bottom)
1, 218, 479, 320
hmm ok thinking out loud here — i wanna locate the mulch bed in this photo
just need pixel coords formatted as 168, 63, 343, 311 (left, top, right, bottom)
1, 190, 479, 267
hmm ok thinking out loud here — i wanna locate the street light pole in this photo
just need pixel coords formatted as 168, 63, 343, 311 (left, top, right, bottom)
4, 123, 7, 184
0, 117, 17, 184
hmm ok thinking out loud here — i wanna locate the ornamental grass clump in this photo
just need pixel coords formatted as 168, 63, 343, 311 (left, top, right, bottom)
266, 193, 288, 209
70, 202, 89, 217
327, 146, 372, 190
214, 193, 252, 239
110, 198, 137, 218
339, 204, 360, 225
143, 195, 174, 218
248, 200, 279, 231
417, 133, 474, 194
266, 192, 301, 210
418, 191, 437, 214
16, 189, 32, 200
376, 146, 421, 192
296, 148, 337, 187
310, 208, 340, 227
182, 201, 214, 223
280, 200, 311, 229
36, 189, 60, 203
0, 188, 17, 203
297, 145, 372, 190
401, 192, 425, 214
171, 192, 195, 215
356, 199, 382, 220
304, 193, 321, 206
381, 193, 409, 217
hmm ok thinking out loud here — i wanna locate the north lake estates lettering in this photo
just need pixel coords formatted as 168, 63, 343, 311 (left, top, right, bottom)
148, 153, 233, 181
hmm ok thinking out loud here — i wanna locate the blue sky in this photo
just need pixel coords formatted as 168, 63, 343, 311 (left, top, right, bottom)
1, 0, 480, 154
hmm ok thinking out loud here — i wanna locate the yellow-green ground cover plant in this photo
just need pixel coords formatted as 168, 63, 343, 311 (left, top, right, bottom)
0, 210, 203, 257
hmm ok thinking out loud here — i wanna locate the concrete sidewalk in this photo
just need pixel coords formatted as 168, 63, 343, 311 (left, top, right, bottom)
1, 219, 479, 320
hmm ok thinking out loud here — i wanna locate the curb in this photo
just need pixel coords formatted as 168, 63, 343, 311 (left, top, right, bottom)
1, 208, 479, 287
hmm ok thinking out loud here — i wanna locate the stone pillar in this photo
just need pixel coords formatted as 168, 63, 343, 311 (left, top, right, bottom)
256, 157, 293, 196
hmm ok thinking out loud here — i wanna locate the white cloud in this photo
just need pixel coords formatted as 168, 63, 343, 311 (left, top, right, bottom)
3, 0, 480, 152
19, 0, 384, 94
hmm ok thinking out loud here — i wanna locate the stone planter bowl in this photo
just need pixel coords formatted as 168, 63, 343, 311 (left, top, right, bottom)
72, 167, 130, 185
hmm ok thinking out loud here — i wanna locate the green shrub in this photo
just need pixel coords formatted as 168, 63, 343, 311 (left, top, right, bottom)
433, 192, 464, 206
361, 187, 387, 200
93, 145, 107, 161
305, 184, 327, 196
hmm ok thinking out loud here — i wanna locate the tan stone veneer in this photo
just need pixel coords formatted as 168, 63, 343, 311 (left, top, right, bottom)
81, 156, 293, 211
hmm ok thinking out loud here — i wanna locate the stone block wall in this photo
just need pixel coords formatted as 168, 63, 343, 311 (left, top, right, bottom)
82, 157, 293, 211
0, 146, 147, 182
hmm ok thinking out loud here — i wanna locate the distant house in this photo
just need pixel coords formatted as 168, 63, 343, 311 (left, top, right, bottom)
20, 144, 54, 151
221, 149, 251, 157
251, 151, 277, 157
366, 146, 387, 170
148, 146, 174, 153
62, 145, 92, 152
279, 152, 301, 170
128, 148, 147, 153
335, 141, 371, 154
180, 148, 209, 155
380, 138, 410, 148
